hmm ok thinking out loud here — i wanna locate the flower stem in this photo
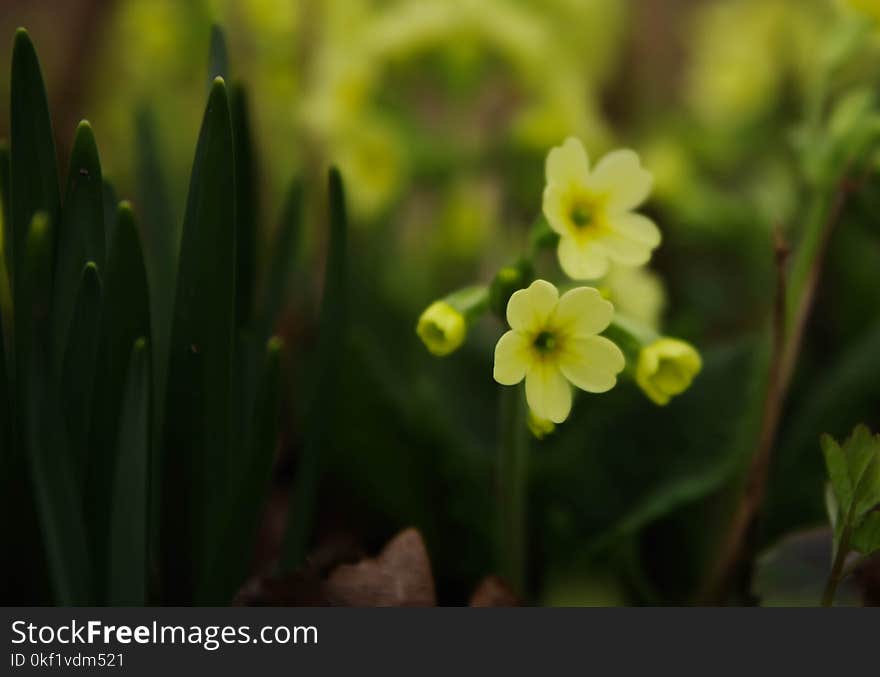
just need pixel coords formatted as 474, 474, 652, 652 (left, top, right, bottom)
496, 383, 529, 595
822, 509, 854, 607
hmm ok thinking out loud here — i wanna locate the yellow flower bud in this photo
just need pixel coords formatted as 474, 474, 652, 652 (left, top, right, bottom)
635, 338, 702, 406
417, 301, 467, 357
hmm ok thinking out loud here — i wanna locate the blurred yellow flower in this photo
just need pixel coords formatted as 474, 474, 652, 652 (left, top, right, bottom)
494, 280, 624, 423
846, 0, 880, 22
599, 264, 666, 330
542, 137, 660, 280
417, 301, 467, 356
635, 338, 702, 406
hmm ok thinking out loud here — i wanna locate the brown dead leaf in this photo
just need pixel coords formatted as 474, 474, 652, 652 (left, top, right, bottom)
323, 528, 436, 606
469, 575, 520, 607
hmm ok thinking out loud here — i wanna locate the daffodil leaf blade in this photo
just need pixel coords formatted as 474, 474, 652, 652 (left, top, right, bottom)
215, 335, 283, 599
230, 82, 257, 327
53, 122, 105, 366
207, 23, 229, 90
10, 29, 60, 326
60, 262, 102, 490
86, 203, 151, 598
107, 337, 150, 605
258, 176, 303, 341
26, 335, 93, 605
281, 167, 348, 571
0, 141, 12, 275
162, 77, 236, 603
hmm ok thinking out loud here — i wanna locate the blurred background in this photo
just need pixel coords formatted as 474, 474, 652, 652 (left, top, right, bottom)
2, 0, 879, 605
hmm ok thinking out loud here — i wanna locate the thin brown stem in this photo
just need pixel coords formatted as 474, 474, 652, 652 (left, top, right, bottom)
698, 175, 857, 605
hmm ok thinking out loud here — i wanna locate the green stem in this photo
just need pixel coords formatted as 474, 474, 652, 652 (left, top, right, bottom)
496, 384, 529, 595
821, 508, 855, 607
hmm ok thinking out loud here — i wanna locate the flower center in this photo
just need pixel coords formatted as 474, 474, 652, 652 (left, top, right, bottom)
570, 201, 594, 229
533, 330, 558, 354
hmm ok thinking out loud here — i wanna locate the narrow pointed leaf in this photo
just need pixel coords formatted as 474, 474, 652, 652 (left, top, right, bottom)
217, 335, 283, 599
53, 121, 105, 365
231, 83, 257, 327
207, 24, 229, 90
162, 77, 236, 603
107, 337, 150, 605
61, 262, 102, 491
10, 29, 60, 330
258, 177, 303, 341
23, 214, 91, 605
282, 168, 349, 570
0, 142, 11, 275
87, 202, 151, 598
102, 179, 118, 254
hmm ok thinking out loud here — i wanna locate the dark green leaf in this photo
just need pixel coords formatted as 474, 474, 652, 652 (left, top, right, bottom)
282, 167, 348, 571
134, 105, 177, 432
86, 202, 151, 599
61, 262, 102, 491
215, 335, 283, 600
107, 337, 150, 605
162, 77, 236, 603
257, 177, 303, 341
207, 24, 229, 90
230, 82, 257, 327
102, 179, 118, 254
0, 141, 11, 275
23, 214, 92, 604
10, 29, 60, 335
53, 121, 105, 366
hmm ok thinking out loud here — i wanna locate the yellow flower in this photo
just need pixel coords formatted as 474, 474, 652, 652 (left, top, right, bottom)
493, 280, 624, 423
635, 338, 702, 406
527, 410, 556, 439
543, 137, 661, 280
417, 301, 467, 356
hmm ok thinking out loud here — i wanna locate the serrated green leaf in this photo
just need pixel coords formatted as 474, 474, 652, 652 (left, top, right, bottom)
282, 168, 348, 571
257, 177, 303, 342
87, 202, 150, 599
207, 24, 229, 90
851, 510, 880, 555
8, 28, 61, 386
821, 434, 851, 512
107, 337, 150, 605
53, 121, 105, 366
230, 82, 257, 327
162, 77, 236, 603
61, 262, 102, 491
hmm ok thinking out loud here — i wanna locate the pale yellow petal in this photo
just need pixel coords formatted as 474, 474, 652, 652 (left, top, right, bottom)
609, 212, 661, 247
545, 136, 589, 186
506, 279, 559, 332
542, 183, 571, 235
525, 362, 572, 423
493, 331, 530, 385
559, 336, 625, 393
557, 235, 609, 280
598, 232, 653, 266
587, 149, 653, 213
552, 286, 614, 337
